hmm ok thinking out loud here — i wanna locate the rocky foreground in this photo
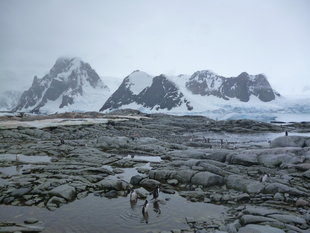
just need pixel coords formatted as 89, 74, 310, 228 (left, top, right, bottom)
0, 110, 310, 233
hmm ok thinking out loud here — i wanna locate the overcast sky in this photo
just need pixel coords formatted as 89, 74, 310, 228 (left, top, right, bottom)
0, 0, 309, 97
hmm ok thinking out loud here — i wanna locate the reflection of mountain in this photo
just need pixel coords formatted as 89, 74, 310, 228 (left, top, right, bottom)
14, 57, 110, 113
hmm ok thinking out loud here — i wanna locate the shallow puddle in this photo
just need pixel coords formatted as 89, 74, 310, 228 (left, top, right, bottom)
0, 193, 227, 233
0, 154, 51, 163
125, 154, 162, 162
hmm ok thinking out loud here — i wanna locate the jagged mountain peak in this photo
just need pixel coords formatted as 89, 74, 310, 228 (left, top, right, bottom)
14, 57, 109, 113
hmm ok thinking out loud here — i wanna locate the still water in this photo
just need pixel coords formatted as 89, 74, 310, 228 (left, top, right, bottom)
0, 193, 227, 233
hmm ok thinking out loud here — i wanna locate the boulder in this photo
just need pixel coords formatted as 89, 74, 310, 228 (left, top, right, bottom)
130, 175, 144, 185
229, 152, 258, 166
49, 184, 76, 201
96, 179, 129, 191
270, 136, 310, 148
258, 153, 302, 167
226, 175, 264, 194
139, 178, 160, 190
191, 171, 224, 187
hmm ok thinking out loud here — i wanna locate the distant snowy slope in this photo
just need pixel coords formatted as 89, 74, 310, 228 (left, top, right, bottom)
14, 57, 110, 113
100, 70, 192, 112
0, 90, 22, 111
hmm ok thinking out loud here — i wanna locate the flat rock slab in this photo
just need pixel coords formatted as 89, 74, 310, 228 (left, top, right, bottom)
0, 224, 44, 233
238, 224, 285, 233
270, 136, 310, 148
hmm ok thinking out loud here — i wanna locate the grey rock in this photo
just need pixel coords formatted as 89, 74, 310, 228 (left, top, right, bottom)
167, 179, 178, 186
303, 170, 310, 179
130, 175, 144, 185
269, 214, 306, 225
243, 206, 281, 216
226, 175, 264, 194
104, 190, 118, 198
238, 224, 284, 233
139, 178, 160, 190
240, 215, 277, 225
258, 153, 302, 167
96, 179, 129, 191
270, 136, 310, 148
191, 171, 224, 187
49, 184, 76, 201
264, 183, 307, 196
9, 187, 32, 197
229, 152, 258, 166
273, 193, 284, 201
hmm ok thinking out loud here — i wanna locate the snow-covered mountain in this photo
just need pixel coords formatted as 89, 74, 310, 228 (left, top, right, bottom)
14, 57, 110, 113
186, 71, 280, 102
100, 70, 192, 112
99, 69, 280, 113
0, 90, 22, 111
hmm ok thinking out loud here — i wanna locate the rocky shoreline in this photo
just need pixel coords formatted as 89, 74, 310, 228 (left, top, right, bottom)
0, 110, 310, 233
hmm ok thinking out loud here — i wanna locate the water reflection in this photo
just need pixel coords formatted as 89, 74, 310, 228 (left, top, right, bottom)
153, 200, 161, 217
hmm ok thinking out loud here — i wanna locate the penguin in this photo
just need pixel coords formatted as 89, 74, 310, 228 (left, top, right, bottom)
152, 185, 160, 200
260, 174, 269, 183
142, 200, 149, 215
130, 189, 138, 202
285, 131, 288, 136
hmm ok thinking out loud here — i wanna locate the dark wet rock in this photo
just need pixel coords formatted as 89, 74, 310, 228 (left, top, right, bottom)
226, 175, 264, 194
139, 178, 160, 190
191, 171, 224, 187
24, 218, 39, 224
96, 178, 129, 191
49, 184, 76, 201
104, 190, 118, 198
270, 136, 310, 148
238, 224, 284, 233
130, 175, 144, 185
